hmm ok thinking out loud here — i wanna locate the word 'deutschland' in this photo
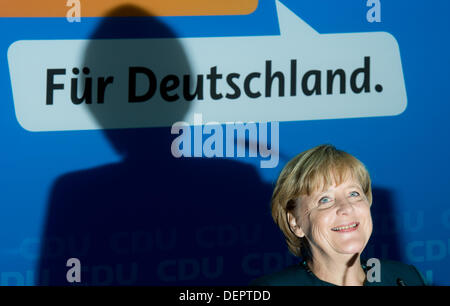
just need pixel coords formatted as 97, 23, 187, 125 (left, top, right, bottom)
45, 57, 377, 106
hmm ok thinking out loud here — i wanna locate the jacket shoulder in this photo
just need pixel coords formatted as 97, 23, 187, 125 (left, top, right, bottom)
371, 259, 427, 286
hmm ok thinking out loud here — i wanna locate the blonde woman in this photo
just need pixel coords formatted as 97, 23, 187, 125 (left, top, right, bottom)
251, 144, 426, 286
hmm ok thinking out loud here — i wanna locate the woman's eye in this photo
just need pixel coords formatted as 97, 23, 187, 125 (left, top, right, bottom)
349, 191, 360, 197
319, 197, 331, 204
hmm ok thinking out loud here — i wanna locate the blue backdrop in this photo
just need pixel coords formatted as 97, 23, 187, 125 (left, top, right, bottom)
0, 0, 449, 285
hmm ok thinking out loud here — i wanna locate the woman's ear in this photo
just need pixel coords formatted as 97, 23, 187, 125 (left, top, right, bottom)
287, 211, 305, 238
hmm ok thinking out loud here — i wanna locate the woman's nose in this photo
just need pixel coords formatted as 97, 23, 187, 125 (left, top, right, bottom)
335, 197, 354, 215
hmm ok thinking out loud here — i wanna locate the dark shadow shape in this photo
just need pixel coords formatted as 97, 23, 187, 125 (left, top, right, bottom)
36, 6, 277, 285
362, 187, 404, 263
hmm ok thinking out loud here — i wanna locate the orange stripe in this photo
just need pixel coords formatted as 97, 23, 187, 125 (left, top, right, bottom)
0, 0, 258, 17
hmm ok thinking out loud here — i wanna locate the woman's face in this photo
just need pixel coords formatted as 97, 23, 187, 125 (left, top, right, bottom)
288, 176, 373, 259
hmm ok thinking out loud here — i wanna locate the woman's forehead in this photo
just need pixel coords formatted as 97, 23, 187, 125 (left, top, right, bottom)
306, 171, 362, 195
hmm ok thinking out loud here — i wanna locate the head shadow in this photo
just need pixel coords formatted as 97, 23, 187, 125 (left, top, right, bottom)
36, 6, 278, 286
81, 5, 191, 159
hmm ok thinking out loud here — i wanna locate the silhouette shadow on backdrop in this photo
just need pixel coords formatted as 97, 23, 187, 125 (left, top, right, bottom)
36, 6, 404, 286
36, 6, 280, 286
363, 187, 404, 263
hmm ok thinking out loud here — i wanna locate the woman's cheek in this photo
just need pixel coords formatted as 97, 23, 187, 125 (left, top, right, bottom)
359, 207, 373, 237
312, 211, 333, 235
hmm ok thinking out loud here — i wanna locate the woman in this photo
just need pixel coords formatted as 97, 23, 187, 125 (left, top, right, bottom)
251, 144, 426, 286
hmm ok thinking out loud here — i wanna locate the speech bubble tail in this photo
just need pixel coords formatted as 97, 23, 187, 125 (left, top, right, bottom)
275, 0, 319, 38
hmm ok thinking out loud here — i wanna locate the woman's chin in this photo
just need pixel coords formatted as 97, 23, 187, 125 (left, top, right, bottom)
335, 241, 366, 255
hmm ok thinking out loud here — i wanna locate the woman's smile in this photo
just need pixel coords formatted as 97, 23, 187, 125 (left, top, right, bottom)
331, 221, 359, 232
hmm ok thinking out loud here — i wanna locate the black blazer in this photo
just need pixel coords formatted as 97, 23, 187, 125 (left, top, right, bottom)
250, 259, 427, 286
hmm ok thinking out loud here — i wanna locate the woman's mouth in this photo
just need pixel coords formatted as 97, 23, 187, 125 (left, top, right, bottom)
331, 222, 359, 232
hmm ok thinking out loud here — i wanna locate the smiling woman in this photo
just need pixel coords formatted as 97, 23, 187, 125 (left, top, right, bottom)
251, 144, 427, 286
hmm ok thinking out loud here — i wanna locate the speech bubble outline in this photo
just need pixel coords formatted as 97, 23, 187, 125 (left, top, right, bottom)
7, 0, 406, 132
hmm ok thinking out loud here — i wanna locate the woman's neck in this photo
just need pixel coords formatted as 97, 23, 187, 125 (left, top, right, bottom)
307, 253, 366, 286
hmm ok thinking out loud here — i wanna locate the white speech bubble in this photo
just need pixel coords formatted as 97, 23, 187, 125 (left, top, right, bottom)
7, 0, 406, 132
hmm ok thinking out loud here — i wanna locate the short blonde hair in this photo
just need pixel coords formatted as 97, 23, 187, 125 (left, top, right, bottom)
271, 144, 372, 258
